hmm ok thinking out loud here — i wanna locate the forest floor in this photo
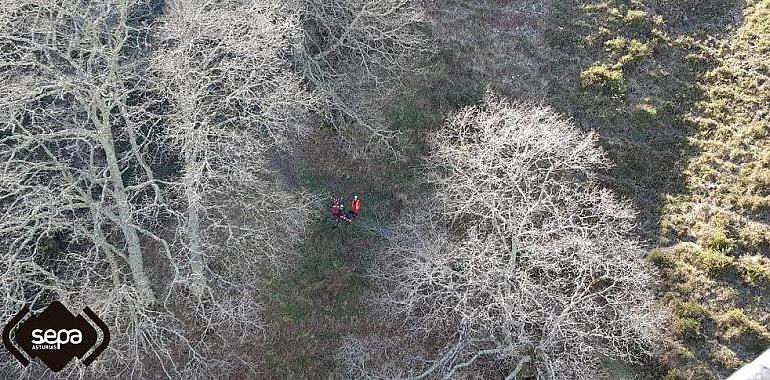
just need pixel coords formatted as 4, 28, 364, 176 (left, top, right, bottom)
258, 128, 427, 378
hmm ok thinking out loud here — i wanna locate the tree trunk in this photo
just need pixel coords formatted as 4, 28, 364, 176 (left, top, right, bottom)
185, 184, 206, 297
94, 103, 156, 305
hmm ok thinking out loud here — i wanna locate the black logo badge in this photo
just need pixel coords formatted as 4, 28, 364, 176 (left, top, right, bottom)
2, 301, 110, 372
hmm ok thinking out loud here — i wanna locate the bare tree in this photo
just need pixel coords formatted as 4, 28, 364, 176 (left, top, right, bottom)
296, 0, 432, 155
335, 335, 422, 379
152, 0, 316, 296
0, 0, 160, 306
364, 93, 662, 379
0, 1, 178, 376
0, 0, 315, 377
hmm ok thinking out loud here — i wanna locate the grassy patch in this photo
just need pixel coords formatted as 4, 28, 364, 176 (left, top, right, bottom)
695, 249, 734, 276
709, 345, 744, 370
298, 253, 369, 303
737, 255, 770, 286
670, 0, 770, 250
544, 0, 711, 244
543, 4, 757, 376
385, 103, 429, 133
717, 308, 770, 346
278, 296, 310, 323
649, 248, 676, 268
439, 83, 484, 109
580, 63, 625, 94
654, 2, 770, 374
257, 163, 385, 377
672, 317, 702, 341
263, 225, 376, 377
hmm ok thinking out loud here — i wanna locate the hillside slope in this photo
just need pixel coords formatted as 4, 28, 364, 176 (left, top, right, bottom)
542, 0, 769, 378
655, 1, 770, 378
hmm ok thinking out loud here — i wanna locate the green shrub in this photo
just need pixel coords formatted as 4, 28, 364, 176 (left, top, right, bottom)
710, 345, 744, 369
668, 344, 696, 362
718, 308, 770, 345
737, 224, 770, 250
624, 10, 648, 24
689, 365, 718, 380
664, 365, 717, 380
649, 248, 676, 268
702, 229, 734, 253
604, 36, 627, 52
673, 317, 701, 340
696, 249, 734, 276
673, 282, 697, 298
673, 301, 709, 320
580, 64, 625, 94
605, 37, 653, 66
737, 255, 770, 286
627, 39, 653, 57
670, 242, 701, 259
663, 368, 687, 380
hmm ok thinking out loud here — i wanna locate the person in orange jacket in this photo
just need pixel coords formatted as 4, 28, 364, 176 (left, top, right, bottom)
351, 195, 362, 217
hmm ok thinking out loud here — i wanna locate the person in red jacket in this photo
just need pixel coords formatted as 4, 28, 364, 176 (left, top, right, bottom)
331, 198, 342, 219
351, 195, 362, 217
338, 203, 352, 223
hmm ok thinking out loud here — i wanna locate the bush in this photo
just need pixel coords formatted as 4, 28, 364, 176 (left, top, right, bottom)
624, 10, 648, 24
673, 317, 701, 340
663, 367, 688, 380
718, 308, 770, 345
710, 345, 744, 369
702, 229, 734, 253
737, 224, 770, 252
649, 248, 677, 268
664, 365, 718, 380
604, 37, 627, 52
668, 242, 700, 257
696, 249, 734, 276
580, 64, 625, 94
669, 344, 696, 362
737, 255, 770, 286
673, 301, 709, 321
605, 37, 653, 66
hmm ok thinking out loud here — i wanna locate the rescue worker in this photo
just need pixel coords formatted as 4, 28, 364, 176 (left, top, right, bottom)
351, 195, 362, 217
331, 198, 342, 219
338, 203, 352, 223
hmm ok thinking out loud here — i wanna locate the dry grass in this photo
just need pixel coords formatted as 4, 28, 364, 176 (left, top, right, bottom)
656, 0, 770, 376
